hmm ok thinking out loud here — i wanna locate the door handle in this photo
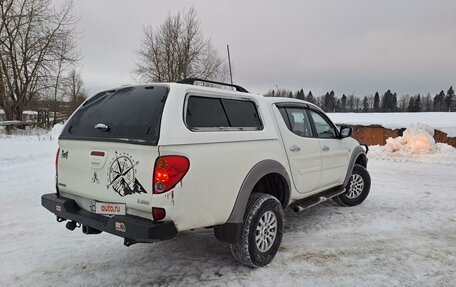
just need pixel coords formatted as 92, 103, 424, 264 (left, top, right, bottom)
289, 145, 301, 152
322, 145, 330, 152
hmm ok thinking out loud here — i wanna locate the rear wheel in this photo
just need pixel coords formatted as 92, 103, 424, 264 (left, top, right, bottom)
230, 193, 285, 267
334, 164, 371, 206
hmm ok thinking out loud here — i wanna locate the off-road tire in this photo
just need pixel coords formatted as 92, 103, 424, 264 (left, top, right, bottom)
230, 193, 285, 267
334, 164, 371, 206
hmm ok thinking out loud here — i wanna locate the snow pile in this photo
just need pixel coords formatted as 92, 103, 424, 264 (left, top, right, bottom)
369, 123, 456, 165
385, 123, 436, 154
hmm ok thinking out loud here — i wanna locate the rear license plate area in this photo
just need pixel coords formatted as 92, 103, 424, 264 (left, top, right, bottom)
94, 202, 126, 215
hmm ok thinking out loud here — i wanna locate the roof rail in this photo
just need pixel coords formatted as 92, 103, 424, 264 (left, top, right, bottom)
176, 78, 249, 93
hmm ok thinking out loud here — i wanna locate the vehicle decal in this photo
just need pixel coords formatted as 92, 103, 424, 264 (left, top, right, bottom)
61, 150, 68, 159
91, 171, 100, 184
106, 151, 147, 197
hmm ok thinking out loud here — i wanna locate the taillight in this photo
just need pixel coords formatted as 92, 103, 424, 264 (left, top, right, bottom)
55, 148, 60, 175
153, 156, 190, 194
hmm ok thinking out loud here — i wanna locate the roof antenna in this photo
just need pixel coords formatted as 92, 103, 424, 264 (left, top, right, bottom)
227, 44, 233, 85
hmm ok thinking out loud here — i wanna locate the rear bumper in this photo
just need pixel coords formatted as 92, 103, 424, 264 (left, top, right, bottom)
41, 193, 178, 243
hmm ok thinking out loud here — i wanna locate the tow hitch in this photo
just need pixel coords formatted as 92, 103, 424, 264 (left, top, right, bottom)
65, 220, 80, 231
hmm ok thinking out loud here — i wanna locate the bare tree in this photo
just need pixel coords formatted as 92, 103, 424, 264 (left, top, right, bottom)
49, 30, 80, 125
0, 0, 78, 123
64, 69, 87, 113
346, 95, 355, 112
423, 93, 432, 112
353, 96, 361, 112
398, 95, 410, 112
367, 95, 374, 111
134, 7, 226, 83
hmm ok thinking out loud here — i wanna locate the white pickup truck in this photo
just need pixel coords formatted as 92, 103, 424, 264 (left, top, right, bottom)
42, 78, 370, 267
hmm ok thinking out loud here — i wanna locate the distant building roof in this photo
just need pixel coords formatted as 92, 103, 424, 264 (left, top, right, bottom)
0, 109, 38, 115
23, 111, 38, 115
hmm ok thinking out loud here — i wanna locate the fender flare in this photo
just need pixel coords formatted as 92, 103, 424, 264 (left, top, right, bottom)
227, 159, 291, 223
343, 145, 367, 186
214, 160, 291, 243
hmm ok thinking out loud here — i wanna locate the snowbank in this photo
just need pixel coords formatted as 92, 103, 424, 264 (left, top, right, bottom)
327, 112, 456, 137
0, 124, 62, 168
368, 123, 456, 165
0, 123, 63, 140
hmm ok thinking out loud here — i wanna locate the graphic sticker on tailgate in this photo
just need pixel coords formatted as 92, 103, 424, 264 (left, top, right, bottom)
106, 151, 147, 197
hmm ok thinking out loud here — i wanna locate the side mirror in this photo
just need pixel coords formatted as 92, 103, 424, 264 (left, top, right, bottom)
339, 126, 352, 138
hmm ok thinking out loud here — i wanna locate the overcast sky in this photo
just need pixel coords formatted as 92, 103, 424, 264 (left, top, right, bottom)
68, 0, 455, 97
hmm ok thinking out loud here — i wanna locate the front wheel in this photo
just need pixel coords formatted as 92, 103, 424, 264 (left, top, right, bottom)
230, 193, 285, 267
334, 164, 371, 206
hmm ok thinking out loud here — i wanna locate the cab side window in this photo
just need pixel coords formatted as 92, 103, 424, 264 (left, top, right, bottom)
278, 107, 313, 137
308, 110, 337, 139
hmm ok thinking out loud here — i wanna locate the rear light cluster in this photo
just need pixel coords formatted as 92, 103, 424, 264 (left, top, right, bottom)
153, 156, 190, 194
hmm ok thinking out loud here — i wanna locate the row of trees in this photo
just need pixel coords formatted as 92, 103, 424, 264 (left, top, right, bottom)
265, 87, 456, 113
0, 0, 86, 124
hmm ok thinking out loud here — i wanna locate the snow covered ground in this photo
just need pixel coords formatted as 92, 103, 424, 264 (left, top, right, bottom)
1, 126, 455, 286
